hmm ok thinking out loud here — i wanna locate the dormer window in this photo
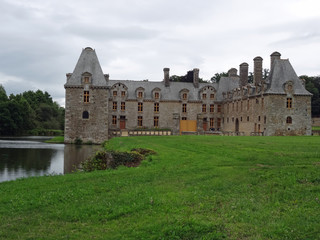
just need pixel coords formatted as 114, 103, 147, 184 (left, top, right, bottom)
210, 94, 215, 99
82, 72, 92, 84
182, 93, 187, 100
155, 92, 159, 99
121, 91, 126, 97
113, 91, 117, 97
138, 91, 143, 98
202, 93, 207, 99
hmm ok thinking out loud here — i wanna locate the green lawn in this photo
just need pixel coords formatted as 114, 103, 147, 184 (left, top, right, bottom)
45, 136, 65, 143
1, 136, 320, 239
313, 126, 320, 131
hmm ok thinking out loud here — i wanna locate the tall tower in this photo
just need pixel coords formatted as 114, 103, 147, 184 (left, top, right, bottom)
64, 47, 109, 144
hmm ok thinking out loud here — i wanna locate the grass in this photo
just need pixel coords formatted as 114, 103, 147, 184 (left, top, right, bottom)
1, 135, 320, 239
312, 126, 320, 130
45, 136, 65, 143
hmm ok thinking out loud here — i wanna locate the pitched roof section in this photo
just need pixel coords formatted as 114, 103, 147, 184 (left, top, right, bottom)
65, 47, 107, 87
108, 80, 218, 101
215, 76, 240, 101
266, 59, 311, 95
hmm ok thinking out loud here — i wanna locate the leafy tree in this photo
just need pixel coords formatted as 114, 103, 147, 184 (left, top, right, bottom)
301, 75, 320, 117
210, 72, 228, 83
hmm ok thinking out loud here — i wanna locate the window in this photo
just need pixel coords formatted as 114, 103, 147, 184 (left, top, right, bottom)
247, 100, 250, 110
182, 117, 187, 120
210, 94, 215, 99
154, 116, 159, 127
82, 111, 89, 119
264, 116, 267, 124
121, 102, 125, 111
210, 118, 214, 128
287, 98, 292, 109
84, 77, 90, 83
155, 92, 159, 99
247, 116, 249, 121
241, 101, 243, 111
210, 104, 214, 113
113, 91, 117, 97
112, 115, 117, 125
217, 118, 221, 128
258, 116, 261, 121
137, 116, 143, 127
121, 91, 126, 97
262, 98, 264, 108
182, 104, 187, 113
232, 102, 234, 111
138, 92, 143, 98
84, 91, 89, 103
202, 104, 206, 113
286, 116, 292, 124
236, 102, 238, 112
182, 93, 187, 100
138, 102, 143, 112
217, 105, 222, 113
113, 102, 117, 110
154, 103, 159, 113
202, 93, 207, 99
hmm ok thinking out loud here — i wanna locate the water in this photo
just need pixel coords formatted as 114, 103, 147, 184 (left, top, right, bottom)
0, 137, 100, 182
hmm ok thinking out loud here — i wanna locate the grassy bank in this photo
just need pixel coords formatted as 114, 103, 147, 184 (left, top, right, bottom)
1, 136, 320, 239
45, 136, 65, 143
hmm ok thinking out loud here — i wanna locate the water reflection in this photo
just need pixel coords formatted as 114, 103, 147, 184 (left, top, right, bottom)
0, 137, 100, 182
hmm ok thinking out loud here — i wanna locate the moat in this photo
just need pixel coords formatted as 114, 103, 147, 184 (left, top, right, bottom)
0, 137, 100, 182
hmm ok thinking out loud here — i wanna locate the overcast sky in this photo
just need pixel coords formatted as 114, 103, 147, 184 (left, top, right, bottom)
1, 0, 320, 106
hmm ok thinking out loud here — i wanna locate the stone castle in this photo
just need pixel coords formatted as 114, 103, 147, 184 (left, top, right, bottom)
64, 47, 312, 144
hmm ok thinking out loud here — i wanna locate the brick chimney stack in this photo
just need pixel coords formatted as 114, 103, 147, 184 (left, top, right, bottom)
239, 62, 249, 86
193, 68, 199, 88
228, 68, 238, 77
270, 51, 281, 71
163, 68, 170, 87
253, 56, 263, 86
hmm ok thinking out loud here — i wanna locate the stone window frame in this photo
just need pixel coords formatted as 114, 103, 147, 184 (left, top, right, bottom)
154, 116, 159, 128
202, 104, 206, 113
82, 72, 92, 84
210, 94, 215, 100
112, 115, 117, 125
182, 103, 187, 113
121, 102, 125, 111
113, 101, 117, 111
180, 88, 190, 101
210, 118, 214, 128
286, 116, 292, 124
121, 91, 126, 97
154, 103, 159, 113
136, 87, 145, 99
152, 88, 161, 100
113, 91, 117, 97
286, 98, 293, 109
82, 111, 89, 119
217, 104, 222, 113
137, 116, 143, 127
83, 91, 89, 103
138, 102, 143, 112
202, 93, 207, 99
210, 104, 214, 113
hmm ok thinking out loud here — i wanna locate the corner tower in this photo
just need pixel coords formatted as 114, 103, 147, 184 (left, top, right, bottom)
64, 47, 109, 144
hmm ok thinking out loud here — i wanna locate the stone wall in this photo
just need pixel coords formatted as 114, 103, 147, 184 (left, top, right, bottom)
65, 87, 109, 144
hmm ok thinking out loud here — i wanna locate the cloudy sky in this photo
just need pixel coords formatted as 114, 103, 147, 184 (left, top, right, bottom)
1, 0, 320, 106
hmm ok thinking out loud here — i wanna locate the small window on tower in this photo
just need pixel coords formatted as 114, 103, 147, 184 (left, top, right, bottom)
84, 91, 89, 103
286, 116, 292, 124
287, 98, 292, 109
82, 111, 89, 119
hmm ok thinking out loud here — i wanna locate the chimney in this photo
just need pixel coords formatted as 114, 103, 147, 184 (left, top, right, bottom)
253, 56, 263, 85
228, 68, 238, 77
163, 68, 170, 87
104, 74, 109, 81
66, 73, 72, 81
193, 68, 199, 88
239, 62, 249, 86
270, 51, 281, 71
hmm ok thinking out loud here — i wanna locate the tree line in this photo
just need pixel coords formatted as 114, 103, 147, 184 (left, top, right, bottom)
0, 85, 64, 136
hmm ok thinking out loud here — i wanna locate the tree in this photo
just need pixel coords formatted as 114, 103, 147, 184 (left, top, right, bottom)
210, 72, 228, 83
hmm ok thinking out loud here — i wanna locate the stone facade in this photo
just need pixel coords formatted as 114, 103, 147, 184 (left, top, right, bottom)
65, 47, 312, 144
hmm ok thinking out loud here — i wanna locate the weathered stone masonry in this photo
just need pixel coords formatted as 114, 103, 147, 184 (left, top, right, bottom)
65, 47, 312, 144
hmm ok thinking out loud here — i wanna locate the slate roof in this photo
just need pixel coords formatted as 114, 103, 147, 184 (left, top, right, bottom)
215, 76, 240, 101
108, 80, 218, 101
265, 59, 311, 95
65, 47, 107, 87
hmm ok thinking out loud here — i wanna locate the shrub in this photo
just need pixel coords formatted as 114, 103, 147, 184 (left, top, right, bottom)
81, 148, 156, 172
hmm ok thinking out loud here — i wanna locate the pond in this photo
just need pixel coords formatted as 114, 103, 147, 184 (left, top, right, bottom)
0, 137, 101, 183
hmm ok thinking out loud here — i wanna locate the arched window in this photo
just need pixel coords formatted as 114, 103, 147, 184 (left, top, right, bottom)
286, 116, 292, 124
82, 111, 89, 119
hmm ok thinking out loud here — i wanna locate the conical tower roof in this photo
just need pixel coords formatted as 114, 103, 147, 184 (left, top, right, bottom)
65, 47, 107, 87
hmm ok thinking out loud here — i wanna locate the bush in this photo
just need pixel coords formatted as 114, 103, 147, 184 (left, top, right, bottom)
81, 148, 156, 172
